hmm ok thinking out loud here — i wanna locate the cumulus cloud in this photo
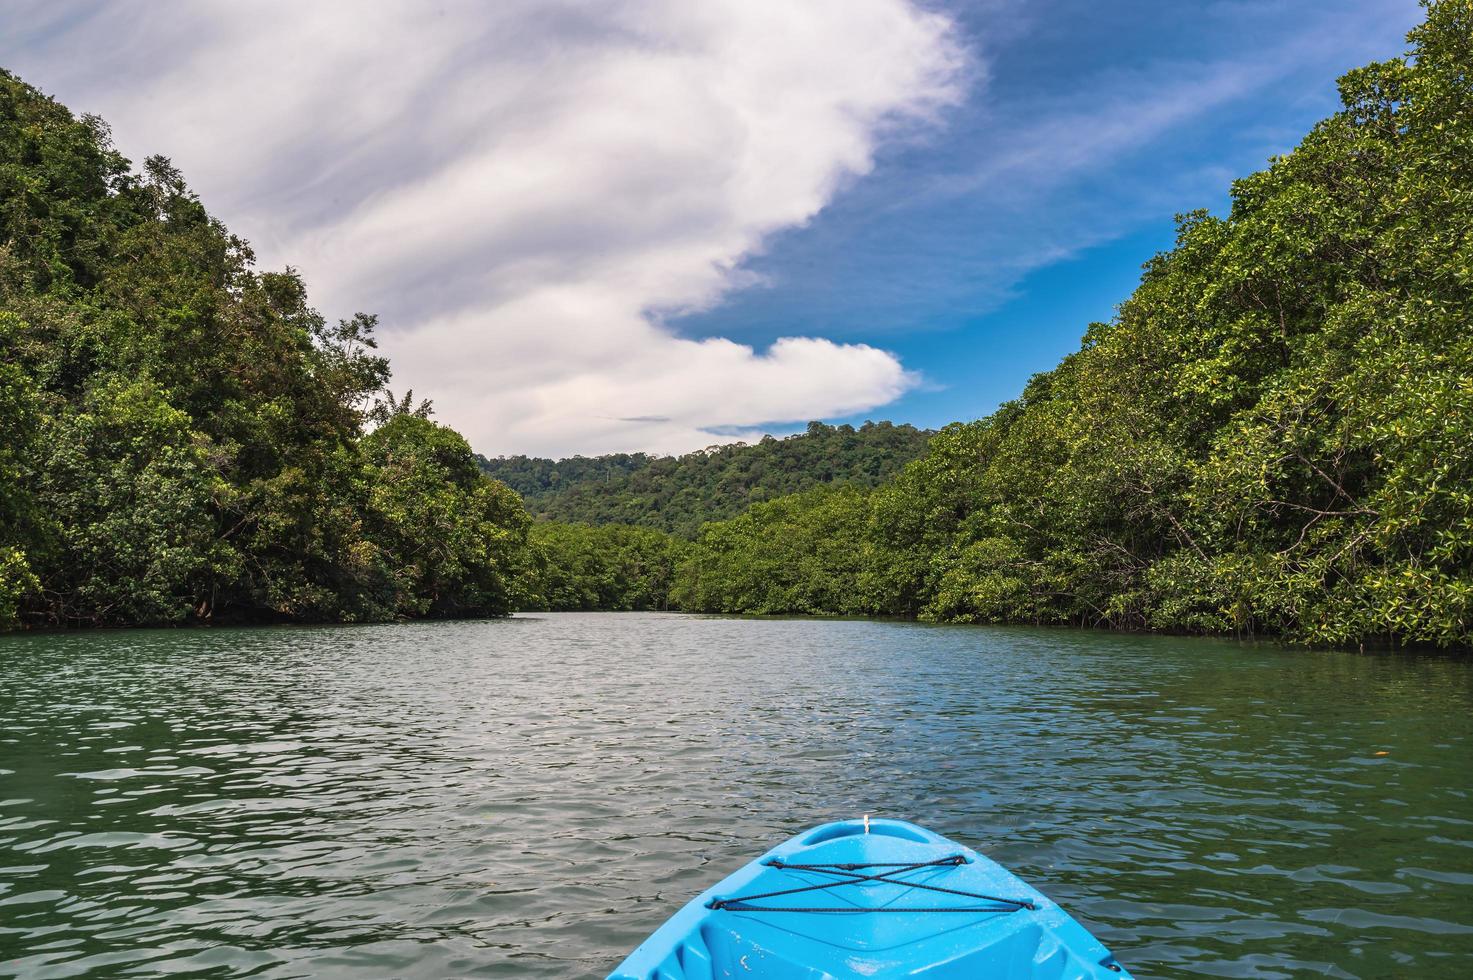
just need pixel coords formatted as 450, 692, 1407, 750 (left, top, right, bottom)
2, 0, 964, 456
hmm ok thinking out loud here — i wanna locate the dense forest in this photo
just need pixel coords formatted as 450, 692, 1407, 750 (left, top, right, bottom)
523, 523, 682, 612
671, 4, 1473, 648
2, 3, 1468, 648
499, 422, 932, 617
0, 71, 533, 627
540, 4, 1472, 648
479, 420, 932, 535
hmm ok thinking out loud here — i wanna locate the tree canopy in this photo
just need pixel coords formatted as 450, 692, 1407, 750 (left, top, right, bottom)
657, 3, 1473, 648
478, 420, 932, 536
3, 1, 1468, 650
0, 70, 531, 626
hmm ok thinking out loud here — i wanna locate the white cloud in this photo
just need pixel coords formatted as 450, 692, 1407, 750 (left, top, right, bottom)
2, 0, 964, 456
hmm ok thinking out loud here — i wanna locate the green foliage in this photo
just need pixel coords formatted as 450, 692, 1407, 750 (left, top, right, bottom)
673, 486, 872, 615
480, 420, 932, 536
0, 70, 531, 627
525, 523, 684, 611
0, 314, 40, 627
0, 547, 35, 626
5, 0, 1469, 650
862, 419, 1002, 617
475, 452, 654, 502
356, 416, 532, 619
924, 536, 1050, 625
33, 377, 228, 624
654, 3, 1473, 648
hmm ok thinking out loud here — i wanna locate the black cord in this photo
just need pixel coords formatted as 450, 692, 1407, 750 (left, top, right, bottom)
707, 855, 1036, 914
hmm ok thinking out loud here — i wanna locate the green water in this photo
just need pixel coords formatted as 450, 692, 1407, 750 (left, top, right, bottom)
1, 614, 1470, 978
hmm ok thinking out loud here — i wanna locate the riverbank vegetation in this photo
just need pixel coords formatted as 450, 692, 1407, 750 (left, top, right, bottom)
532, 5, 1473, 648
0, 71, 532, 626
523, 523, 683, 612
2, 3, 1468, 647
479, 420, 932, 536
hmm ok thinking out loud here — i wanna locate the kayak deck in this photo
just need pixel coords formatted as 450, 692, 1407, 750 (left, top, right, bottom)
609, 819, 1131, 979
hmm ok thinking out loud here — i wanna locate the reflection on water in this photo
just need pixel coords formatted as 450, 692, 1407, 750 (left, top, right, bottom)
1, 614, 1470, 978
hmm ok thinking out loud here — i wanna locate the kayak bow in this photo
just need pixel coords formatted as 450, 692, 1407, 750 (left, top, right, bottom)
610, 818, 1131, 979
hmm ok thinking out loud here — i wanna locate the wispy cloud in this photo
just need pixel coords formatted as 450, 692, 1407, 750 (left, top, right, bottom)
676, 0, 1421, 347
2, 0, 965, 456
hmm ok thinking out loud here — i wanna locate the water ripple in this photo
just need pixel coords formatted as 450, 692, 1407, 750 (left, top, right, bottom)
1, 615, 1470, 978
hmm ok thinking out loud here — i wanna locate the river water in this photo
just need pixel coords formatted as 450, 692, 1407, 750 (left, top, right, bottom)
1, 613, 1470, 978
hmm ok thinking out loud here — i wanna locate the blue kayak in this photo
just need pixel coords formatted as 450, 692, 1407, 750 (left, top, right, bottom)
609, 818, 1131, 979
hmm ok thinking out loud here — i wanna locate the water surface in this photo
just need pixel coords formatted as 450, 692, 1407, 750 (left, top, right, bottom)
2, 614, 1470, 977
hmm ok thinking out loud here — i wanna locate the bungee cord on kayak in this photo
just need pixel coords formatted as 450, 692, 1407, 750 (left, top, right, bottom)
708, 854, 1036, 913
611, 818, 1133, 977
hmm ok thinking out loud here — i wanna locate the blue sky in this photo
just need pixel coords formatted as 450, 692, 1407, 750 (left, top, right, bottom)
3, 0, 1425, 456
677, 0, 1425, 434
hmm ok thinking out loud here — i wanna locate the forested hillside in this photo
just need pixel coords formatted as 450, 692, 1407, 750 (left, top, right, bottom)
3, 3, 1467, 649
670, 3, 1473, 647
523, 523, 683, 612
0, 71, 532, 627
479, 452, 655, 506
478, 421, 932, 535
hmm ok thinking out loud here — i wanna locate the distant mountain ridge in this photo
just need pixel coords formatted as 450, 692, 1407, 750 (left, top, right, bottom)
477, 421, 933, 536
